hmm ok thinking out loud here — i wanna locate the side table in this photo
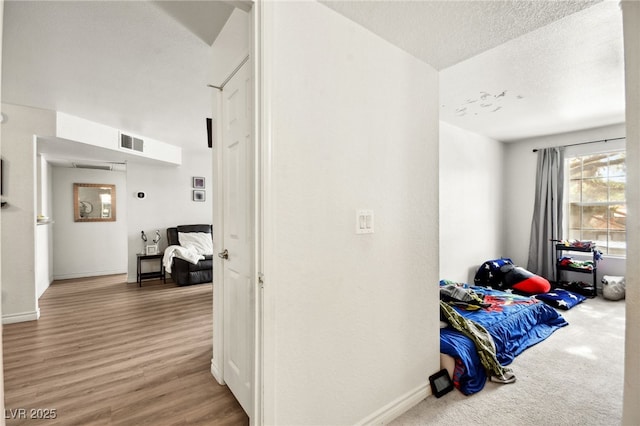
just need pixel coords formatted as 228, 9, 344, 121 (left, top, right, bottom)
136, 253, 166, 287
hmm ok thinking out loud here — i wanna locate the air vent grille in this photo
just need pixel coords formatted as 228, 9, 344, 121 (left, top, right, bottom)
132, 137, 144, 152
121, 134, 132, 150
72, 163, 113, 171
120, 133, 144, 152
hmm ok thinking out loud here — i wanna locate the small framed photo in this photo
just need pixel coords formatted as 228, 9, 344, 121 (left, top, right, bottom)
193, 190, 206, 202
145, 245, 158, 255
193, 177, 205, 189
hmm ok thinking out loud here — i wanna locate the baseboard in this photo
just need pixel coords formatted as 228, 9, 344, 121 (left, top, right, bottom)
211, 358, 225, 385
3, 308, 40, 324
53, 270, 127, 281
356, 382, 431, 425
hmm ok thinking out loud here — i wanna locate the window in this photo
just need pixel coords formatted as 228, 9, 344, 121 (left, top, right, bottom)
567, 150, 626, 256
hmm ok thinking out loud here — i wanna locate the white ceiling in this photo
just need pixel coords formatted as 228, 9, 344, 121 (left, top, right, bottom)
323, 0, 625, 142
1, 0, 627, 163
2, 0, 232, 154
440, 1, 625, 141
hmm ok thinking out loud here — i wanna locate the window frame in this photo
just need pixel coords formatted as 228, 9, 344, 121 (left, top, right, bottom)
563, 140, 626, 258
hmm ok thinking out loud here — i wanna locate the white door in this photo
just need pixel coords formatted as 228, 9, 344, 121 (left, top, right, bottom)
221, 59, 254, 415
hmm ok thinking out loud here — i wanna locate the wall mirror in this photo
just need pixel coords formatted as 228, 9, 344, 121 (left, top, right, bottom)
73, 183, 116, 222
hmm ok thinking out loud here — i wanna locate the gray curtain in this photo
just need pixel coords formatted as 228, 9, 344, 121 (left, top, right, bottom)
527, 147, 564, 281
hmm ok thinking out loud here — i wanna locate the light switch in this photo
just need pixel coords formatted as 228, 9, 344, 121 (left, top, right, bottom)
356, 210, 374, 234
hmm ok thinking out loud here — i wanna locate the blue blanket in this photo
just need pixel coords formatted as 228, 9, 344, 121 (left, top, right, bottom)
440, 284, 568, 395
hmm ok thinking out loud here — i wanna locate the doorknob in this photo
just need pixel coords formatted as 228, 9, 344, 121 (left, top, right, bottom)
218, 249, 229, 260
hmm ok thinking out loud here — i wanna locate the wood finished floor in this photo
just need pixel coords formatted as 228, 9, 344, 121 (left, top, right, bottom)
2, 275, 248, 426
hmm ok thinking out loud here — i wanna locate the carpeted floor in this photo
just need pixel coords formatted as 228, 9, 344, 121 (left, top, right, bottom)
391, 296, 625, 425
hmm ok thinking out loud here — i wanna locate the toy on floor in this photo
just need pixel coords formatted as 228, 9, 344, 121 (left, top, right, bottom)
602, 275, 625, 301
474, 258, 551, 295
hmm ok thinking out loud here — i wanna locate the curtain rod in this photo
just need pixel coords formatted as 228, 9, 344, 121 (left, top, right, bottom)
532, 136, 625, 153
207, 55, 250, 91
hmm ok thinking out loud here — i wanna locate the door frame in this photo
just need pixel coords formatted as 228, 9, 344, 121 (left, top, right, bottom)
252, 1, 271, 424
253, 2, 274, 425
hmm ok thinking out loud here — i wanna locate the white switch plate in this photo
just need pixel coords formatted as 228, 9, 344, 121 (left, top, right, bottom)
356, 209, 374, 234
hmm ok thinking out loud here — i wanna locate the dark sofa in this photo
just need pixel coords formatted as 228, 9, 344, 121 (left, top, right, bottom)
166, 224, 213, 285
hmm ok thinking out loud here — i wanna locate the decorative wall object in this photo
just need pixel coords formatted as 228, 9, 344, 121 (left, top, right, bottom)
193, 177, 205, 189
73, 183, 116, 222
193, 190, 205, 202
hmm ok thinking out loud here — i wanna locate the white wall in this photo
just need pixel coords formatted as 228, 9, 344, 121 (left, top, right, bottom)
51, 167, 128, 279
2, 105, 211, 290
622, 1, 640, 423
503, 123, 626, 277
262, 2, 440, 424
35, 154, 53, 297
1, 103, 56, 323
209, 8, 249, 86
125, 148, 213, 282
439, 122, 505, 283
35, 223, 51, 297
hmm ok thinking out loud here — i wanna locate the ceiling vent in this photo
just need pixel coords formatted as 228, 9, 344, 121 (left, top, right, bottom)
72, 162, 113, 171
120, 133, 144, 152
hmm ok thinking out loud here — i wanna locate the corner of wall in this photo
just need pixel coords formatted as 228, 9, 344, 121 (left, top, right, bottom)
621, 2, 640, 424
1, 104, 56, 322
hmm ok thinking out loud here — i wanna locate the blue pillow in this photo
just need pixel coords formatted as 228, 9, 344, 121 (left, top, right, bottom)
535, 289, 586, 310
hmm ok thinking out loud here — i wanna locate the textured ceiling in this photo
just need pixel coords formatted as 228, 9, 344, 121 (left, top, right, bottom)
321, 0, 601, 70
440, 1, 625, 141
323, 0, 624, 142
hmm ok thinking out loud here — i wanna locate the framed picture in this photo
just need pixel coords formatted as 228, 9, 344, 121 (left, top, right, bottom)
145, 245, 158, 255
193, 190, 205, 202
193, 177, 205, 189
